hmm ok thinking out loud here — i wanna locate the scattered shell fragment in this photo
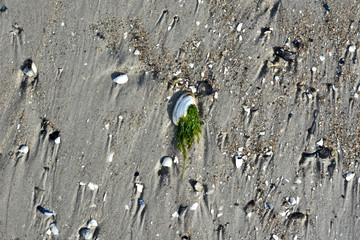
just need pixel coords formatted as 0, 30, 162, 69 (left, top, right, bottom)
190, 202, 199, 211
214, 91, 219, 99
294, 178, 302, 184
80, 228, 93, 240
236, 22, 243, 32
194, 182, 204, 192
54, 137, 61, 144
316, 138, 324, 146
87, 182, 98, 191
37, 206, 55, 216
133, 49, 140, 55
136, 183, 144, 193
162, 156, 173, 168
50, 223, 59, 235
87, 219, 98, 229
320, 56, 325, 61
271, 234, 280, 240
172, 211, 179, 218
19, 145, 29, 154
172, 92, 197, 125
113, 73, 128, 84
235, 156, 243, 169
22, 59, 38, 77
345, 172, 355, 182
107, 152, 114, 162
349, 45, 356, 53
274, 47, 296, 62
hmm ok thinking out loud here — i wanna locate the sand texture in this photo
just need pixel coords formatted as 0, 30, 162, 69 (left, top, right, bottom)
0, 0, 360, 239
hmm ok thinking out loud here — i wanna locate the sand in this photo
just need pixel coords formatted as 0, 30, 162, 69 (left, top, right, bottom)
0, 0, 360, 239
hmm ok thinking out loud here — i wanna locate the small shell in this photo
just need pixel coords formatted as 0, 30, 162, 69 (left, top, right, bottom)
162, 156, 173, 168
87, 219, 98, 229
235, 156, 243, 169
190, 202, 199, 211
345, 172, 355, 181
80, 228, 93, 240
50, 223, 59, 235
19, 145, 29, 154
172, 92, 197, 125
194, 182, 204, 192
136, 183, 144, 193
113, 74, 128, 84
87, 182, 98, 191
22, 59, 38, 77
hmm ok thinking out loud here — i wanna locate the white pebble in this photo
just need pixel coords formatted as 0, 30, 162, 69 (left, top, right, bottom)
87, 182, 98, 191
113, 74, 128, 84
235, 156, 243, 169
349, 45, 356, 53
54, 137, 61, 144
320, 56, 325, 61
346, 172, 355, 181
19, 145, 29, 154
136, 183, 144, 193
87, 219, 98, 229
162, 157, 173, 168
217, 212, 223, 218
190, 202, 199, 211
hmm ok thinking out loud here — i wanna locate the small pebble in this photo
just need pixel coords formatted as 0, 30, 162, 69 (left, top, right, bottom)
172, 211, 179, 218
294, 178, 302, 184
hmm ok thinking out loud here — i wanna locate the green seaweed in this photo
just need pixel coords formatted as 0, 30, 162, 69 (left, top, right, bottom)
176, 104, 202, 180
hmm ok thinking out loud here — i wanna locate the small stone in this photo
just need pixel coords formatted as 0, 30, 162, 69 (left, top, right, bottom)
349, 45, 356, 53
345, 172, 355, 181
87, 182, 98, 191
271, 234, 280, 240
46, 229, 52, 235
19, 145, 29, 154
113, 74, 128, 84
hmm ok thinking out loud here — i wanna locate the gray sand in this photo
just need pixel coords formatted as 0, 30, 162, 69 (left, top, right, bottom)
0, 0, 360, 239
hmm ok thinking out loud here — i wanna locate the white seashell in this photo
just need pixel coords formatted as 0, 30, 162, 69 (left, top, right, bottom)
80, 228, 93, 239
235, 156, 243, 169
136, 183, 144, 193
23, 60, 38, 77
54, 137, 61, 144
294, 177, 302, 184
87, 182, 98, 191
50, 223, 59, 235
162, 156, 173, 168
346, 172, 355, 181
194, 182, 204, 192
172, 92, 197, 125
349, 45, 356, 53
107, 152, 114, 162
19, 145, 29, 154
172, 211, 179, 218
113, 74, 128, 84
87, 219, 98, 229
190, 202, 199, 211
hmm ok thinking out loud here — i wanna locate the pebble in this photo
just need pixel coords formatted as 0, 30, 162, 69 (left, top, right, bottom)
162, 156, 173, 168
19, 145, 29, 154
316, 138, 324, 146
113, 74, 128, 84
349, 45, 356, 53
87, 182, 98, 191
22, 59, 38, 78
345, 172, 355, 182
190, 203, 199, 211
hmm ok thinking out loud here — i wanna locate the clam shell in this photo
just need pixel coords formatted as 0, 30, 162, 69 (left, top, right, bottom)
23, 60, 37, 77
113, 74, 128, 84
172, 92, 197, 125
162, 156, 173, 168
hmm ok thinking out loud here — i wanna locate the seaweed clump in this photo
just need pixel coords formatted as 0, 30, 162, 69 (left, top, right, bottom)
176, 104, 202, 180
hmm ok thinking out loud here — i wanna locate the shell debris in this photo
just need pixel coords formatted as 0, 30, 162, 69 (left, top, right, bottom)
162, 156, 173, 168
113, 73, 128, 84
172, 92, 197, 125
19, 145, 29, 154
87, 182, 98, 191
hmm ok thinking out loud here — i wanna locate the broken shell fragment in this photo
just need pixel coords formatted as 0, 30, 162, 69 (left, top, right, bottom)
274, 47, 296, 62
234, 156, 243, 169
345, 172, 355, 182
113, 73, 128, 84
19, 145, 29, 154
162, 156, 173, 168
87, 219, 98, 229
80, 228, 93, 240
172, 92, 197, 125
22, 59, 38, 77
194, 182, 204, 192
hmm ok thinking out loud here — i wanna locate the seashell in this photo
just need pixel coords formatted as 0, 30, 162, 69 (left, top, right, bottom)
234, 156, 243, 169
190, 202, 199, 211
79, 228, 93, 240
162, 156, 173, 168
50, 223, 59, 235
87, 219, 98, 229
194, 182, 204, 192
345, 172, 355, 182
113, 73, 128, 84
172, 92, 197, 125
136, 183, 144, 193
19, 145, 29, 154
22, 59, 38, 77
87, 182, 98, 191
37, 206, 55, 216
